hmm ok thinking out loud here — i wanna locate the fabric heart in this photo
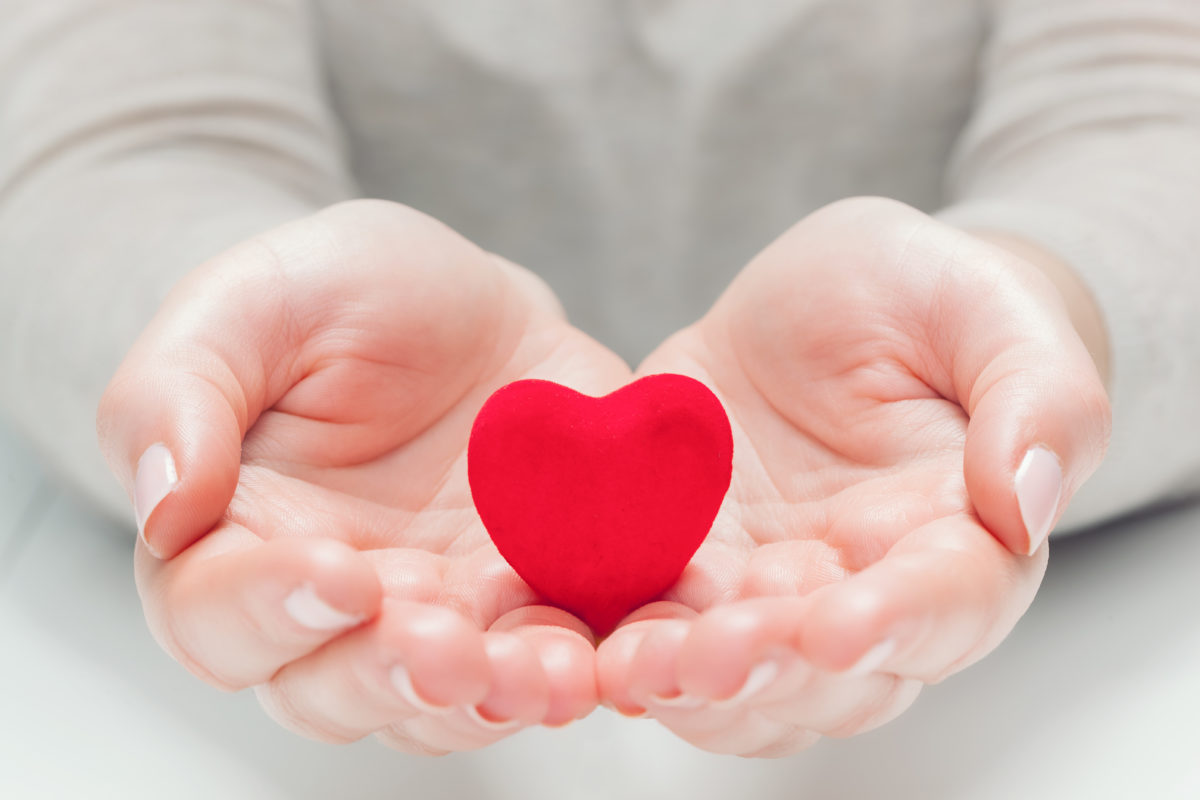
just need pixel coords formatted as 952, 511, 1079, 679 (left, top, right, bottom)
467, 374, 733, 635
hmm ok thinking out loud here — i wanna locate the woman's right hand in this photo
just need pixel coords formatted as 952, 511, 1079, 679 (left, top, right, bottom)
97, 200, 632, 753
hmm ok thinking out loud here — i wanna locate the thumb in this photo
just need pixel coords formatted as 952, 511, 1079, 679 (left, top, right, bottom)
950, 241, 1112, 556
97, 247, 297, 560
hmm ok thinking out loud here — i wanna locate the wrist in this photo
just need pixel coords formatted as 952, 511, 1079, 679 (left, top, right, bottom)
970, 231, 1112, 388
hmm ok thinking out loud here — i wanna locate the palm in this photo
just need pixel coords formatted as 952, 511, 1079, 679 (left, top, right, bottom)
226, 269, 632, 677
637, 291, 970, 611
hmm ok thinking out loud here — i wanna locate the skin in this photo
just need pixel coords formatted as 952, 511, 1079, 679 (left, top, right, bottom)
596, 198, 1111, 755
97, 196, 1110, 756
99, 200, 633, 752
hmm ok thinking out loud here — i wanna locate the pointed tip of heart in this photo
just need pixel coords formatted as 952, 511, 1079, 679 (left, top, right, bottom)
535, 583, 686, 640
586, 613, 624, 641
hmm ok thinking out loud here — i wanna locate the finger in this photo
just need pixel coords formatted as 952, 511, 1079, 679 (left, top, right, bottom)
938, 234, 1112, 556
95, 240, 304, 560
614, 599, 804, 710
597, 601, 697, 715
625, 619, 695, 710
628, 613, 816, 757
256, 599, 489, 744
99, 362, 248, 560
439, 548, 593, 726
963, 345, 1110, 556
490, 605, 598, 726
471, 631, 551, 729
674, 597, 807, 705
140, 531, 381, 690
619, 605, 916, 756
595, 627, 648, 716
371, 631, 550, 754
796, 515, 1046, 683
635, 600, 921, 738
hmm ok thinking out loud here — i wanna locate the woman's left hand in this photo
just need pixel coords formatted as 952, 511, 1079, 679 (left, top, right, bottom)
596, 197, 1111, 756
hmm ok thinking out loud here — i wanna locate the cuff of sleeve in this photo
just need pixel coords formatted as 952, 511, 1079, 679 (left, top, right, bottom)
936, 199, 1200, 534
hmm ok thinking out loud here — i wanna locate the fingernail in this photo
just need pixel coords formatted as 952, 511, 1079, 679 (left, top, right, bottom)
711, 658, 781, 709
1016, 446, 1063, 556
389, 665, 452, 714
464, 704, 522, 732
648, 692, 707, 709
847, 637, 896, 676
600, 700, 649, 718
283, 582, 365, 630
134, 443, 177, 555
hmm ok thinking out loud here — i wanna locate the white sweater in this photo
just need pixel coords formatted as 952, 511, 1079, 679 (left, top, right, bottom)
0, 0, 1197, 532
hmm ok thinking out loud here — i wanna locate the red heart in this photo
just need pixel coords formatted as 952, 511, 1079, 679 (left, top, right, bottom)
467, 374, 733, 636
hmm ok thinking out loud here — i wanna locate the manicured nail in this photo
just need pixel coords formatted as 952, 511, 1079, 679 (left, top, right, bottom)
847, 638, 896, 676
1016, 446, 1063, 556
283, 582, 364, 630
389, 665, 452, 714
711, 659, 780, 708
600, 700, 649, 718
464, 704, 522, 732
134, 443, 177, 554
648, 692, 707, 709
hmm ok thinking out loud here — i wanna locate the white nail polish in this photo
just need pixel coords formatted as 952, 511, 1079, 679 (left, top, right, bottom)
1016, 446, 1063, 556
847, 638, 896, 676
464, 704, 522, 732
711, 659, 780, 709
389, 665, 452, 714
648, 692, 707, 709
283, 582, 364, 631
134, 443, 177, 547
